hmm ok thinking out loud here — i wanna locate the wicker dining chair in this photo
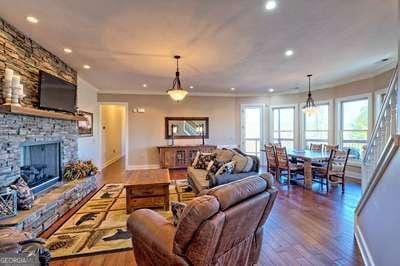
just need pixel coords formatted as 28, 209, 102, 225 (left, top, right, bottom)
265, 144, 278, 177
275, 146, 304, 186
312, 148, 350, 192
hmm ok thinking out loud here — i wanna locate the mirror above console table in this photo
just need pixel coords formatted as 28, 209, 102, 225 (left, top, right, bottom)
165, 117, 209, 139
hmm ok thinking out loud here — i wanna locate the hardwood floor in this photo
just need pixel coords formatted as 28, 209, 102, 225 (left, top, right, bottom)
48, 158, 363, 266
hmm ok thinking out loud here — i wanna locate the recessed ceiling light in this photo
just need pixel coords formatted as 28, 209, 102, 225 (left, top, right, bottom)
63, 48, 72, 54
142, 84, 147, 88
230, 87, 236, 91
26, 16, 39, 24
265, 1, 277, 11
83, 65, 91, 69
268, 88, 275, 92
285, 50, 294, 57
189, 85, 194, 89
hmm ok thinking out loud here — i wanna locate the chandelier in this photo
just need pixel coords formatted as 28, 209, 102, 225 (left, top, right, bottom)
167, 55, 188, 101
302, 74, 318, 116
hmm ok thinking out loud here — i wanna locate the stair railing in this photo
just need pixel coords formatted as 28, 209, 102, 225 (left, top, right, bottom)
361, 64, 399, 189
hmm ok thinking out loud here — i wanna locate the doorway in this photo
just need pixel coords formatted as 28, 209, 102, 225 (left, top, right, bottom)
99, 103, 128, 170
240, 104, 267, 164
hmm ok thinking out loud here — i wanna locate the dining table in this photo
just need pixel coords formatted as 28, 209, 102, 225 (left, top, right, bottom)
286, 149, 331, 189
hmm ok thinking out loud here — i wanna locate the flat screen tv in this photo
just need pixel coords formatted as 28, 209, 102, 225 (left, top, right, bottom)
39, 71, 77, 113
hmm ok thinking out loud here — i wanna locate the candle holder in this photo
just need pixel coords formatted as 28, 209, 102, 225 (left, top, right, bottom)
171, 124, 178, 146
196, 124, 205, 146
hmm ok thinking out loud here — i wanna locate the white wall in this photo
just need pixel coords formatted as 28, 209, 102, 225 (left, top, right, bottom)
77, 76, 101, 167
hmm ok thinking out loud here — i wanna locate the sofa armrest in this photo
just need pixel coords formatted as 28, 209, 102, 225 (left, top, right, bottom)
127, 209, 176, 255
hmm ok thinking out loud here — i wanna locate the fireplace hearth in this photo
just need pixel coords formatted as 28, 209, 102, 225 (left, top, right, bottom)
21, 141, 62, 195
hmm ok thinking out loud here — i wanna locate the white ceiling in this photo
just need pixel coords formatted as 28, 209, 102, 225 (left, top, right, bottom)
0, 0, 397, 95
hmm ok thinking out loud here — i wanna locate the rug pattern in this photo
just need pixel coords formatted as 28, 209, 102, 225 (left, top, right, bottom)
46, 180, 195, 258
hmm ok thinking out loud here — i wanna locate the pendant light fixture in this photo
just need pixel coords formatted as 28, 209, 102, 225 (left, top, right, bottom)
302, 74, 318, 116
167, 55, 188, 101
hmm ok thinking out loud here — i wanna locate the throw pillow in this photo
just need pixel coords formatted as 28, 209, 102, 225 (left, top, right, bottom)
242, 156, 254, 172
206, 160, 225, 180
191, 151, 200, 167
215, 161, 235, 176
171, 201, 187, 226
194, 153, 216, 170
232, 153, 248, 173
214, 149, 235, 162
10, 178, 34, 210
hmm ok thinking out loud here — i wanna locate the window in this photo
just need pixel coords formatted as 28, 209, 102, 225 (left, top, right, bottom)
272, 107, 295, 149
339, 98, 369, 160
304, 104, 329, 148
242, 105, 263, 158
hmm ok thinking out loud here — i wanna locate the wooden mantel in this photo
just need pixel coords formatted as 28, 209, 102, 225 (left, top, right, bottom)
0, 105, 85, 121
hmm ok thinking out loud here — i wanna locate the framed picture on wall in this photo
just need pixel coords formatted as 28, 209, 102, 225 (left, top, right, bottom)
78, 111, 93, 137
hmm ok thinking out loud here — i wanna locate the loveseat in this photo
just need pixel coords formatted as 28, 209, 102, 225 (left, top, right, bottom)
187, 148, 260, 194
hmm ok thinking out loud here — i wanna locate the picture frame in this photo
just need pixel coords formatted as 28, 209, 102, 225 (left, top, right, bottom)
78, 111, 93, 137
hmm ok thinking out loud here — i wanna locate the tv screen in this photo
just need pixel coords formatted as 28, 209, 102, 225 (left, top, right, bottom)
39, 71, 77, 113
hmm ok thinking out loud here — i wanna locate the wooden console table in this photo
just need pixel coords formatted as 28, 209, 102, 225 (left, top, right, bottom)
157, 145, 217, 169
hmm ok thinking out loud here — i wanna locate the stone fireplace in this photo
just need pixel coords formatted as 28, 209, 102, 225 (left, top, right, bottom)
0, 113, 78, 189
20, 141, 62, 195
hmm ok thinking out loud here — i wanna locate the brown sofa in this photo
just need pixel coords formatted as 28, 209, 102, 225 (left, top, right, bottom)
127, 174, 277, 266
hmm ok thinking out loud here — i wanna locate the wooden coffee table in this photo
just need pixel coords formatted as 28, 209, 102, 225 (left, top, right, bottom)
125, 169, 171, 213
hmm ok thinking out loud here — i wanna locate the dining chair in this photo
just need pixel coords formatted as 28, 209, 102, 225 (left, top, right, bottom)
324, 144, 339, 153
312, 149, 350, 192
265, 145, 278, 177
275, 146, 304, 186
310, 143, 323, 152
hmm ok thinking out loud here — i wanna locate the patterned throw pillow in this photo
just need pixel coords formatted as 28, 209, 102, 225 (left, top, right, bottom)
171, 201, 187, 226
10, 178, 34, 210
215, 161, 236, 176
194, 153, 216, 170
206, 160, 225, 180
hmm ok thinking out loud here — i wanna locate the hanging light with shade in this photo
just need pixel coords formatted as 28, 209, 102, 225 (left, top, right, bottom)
302, 74, 318, 116
167, 55, 188, 101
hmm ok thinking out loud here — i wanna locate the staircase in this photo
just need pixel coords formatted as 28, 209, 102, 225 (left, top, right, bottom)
355, 64, 400, 265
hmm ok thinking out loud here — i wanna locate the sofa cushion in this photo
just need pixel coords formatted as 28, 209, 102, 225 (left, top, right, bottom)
214, 149, 235, 162
187, 167, 210, 191
206, 160, 225, 180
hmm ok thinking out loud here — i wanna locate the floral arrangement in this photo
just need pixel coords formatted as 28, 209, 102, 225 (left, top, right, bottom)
63, 160, 98, 182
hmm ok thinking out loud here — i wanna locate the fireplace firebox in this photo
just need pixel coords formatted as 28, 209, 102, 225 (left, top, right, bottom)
20, 141, 62, 195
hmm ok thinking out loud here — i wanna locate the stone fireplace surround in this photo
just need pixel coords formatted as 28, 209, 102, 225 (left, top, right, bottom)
0, 113, 97, 236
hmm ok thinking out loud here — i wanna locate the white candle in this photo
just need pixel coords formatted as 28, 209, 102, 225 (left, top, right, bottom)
17, 84, 24, 97
5, 68, 13, 81
11, 75, 20, 87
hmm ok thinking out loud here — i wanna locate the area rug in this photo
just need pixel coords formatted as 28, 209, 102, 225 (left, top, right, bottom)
46, 180, 195, 259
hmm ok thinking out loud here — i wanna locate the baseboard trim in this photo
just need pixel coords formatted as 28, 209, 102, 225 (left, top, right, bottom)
126, 164, 160, 170
355, 224, 375, 266
102, 155, 123, 169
